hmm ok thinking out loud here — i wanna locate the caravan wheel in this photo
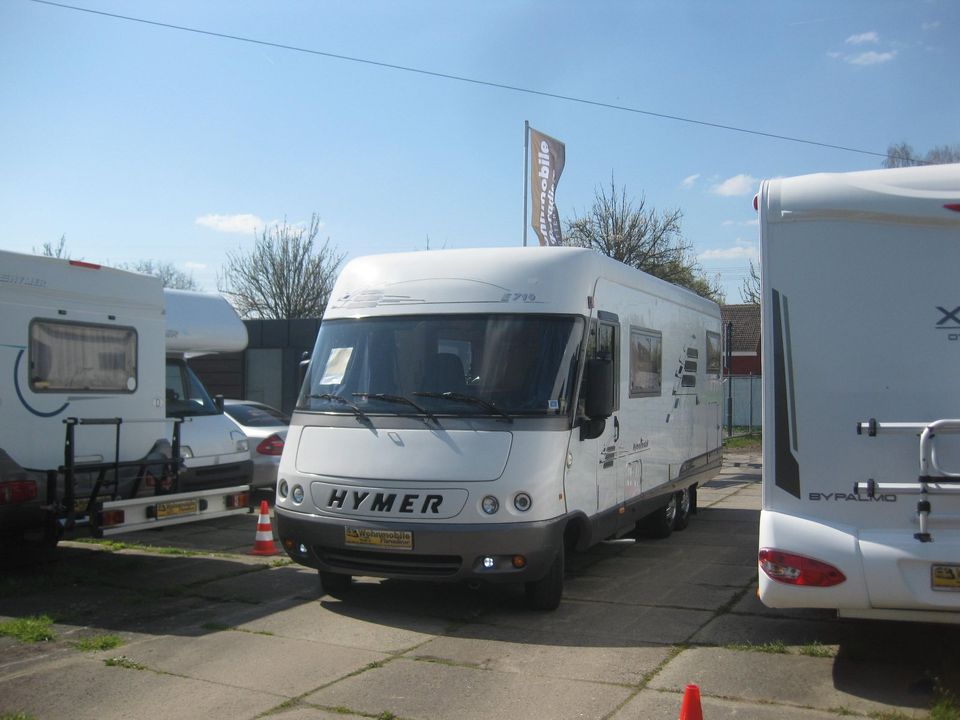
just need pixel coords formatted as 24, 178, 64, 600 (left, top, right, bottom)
639, 494, 677, 539
673, 488, 693, 531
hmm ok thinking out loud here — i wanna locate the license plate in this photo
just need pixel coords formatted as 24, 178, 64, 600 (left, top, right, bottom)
155, 499, 199, 519
344, 527, 413, 550
932, 564, 960, 591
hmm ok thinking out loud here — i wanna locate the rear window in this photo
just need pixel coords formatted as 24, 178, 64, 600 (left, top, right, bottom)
30, 319, 137, 393
225, 403, 289, 427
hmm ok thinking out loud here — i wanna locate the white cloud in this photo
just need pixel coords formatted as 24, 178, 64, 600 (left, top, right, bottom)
722, 220, 735, 226
699, 239, 758, 262
710, 174, 758, 197
681, 174, 700, 189
921, 21, 941, 31
195, 213, 264, 234
848, 50, 897, 65
184, 261, 207, 270
846, 31, 879, 45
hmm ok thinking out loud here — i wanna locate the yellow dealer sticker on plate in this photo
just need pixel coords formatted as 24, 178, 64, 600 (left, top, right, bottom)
156, 499, 199, 519
932, 564, 960, 591
345, 527, 413, 550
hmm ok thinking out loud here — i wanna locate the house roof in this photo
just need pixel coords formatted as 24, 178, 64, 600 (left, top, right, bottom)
720, 304, 761, 354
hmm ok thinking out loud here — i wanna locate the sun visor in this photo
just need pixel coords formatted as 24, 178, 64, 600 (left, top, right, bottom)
164, 289, 248, 354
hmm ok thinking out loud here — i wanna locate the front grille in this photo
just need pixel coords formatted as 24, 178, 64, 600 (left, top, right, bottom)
317, 546, 462, 577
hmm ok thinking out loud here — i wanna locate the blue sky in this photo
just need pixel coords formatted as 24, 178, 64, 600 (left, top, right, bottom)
2, 0, 957, 302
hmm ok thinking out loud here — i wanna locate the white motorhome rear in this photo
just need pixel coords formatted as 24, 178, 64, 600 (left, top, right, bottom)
758, 164, 960, 623
0, 251, 251, 548
276, 247, 722, 609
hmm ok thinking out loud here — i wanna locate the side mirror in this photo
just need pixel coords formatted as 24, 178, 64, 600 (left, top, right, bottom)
213, 394, 225, 413
584, 359, 614, 419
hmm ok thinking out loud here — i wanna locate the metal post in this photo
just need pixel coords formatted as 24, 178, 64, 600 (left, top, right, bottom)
522, 120, 530, 247
726, 321, 733, 437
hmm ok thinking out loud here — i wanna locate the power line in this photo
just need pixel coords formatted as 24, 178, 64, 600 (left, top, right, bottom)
31, 0, 900, 161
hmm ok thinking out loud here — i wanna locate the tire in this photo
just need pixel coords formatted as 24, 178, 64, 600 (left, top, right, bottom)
673, 487, 693, 531
525, 545, 564, 611
640, 494, 677, 539
319, 571, 352, 595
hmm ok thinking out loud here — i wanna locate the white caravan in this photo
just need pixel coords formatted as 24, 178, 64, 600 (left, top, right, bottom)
0, 250, 251, 549
758, 164, 960, 623
275, 247, 723, 609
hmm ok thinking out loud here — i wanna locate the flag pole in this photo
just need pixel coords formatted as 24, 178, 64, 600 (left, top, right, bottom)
522, 120, 529, 247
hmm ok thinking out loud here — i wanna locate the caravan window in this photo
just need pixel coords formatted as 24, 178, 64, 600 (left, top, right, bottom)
629, 327, 662, 398
29, 320, 137, 393
706, 331, 722, 376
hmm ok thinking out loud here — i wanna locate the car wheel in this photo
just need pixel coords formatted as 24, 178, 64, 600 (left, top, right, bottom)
319, 571, 352, 596
525, 545, 564, 611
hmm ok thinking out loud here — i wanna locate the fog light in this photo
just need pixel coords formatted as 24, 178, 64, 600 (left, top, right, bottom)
481, 495, 499, 515
299, 543, 308, 555
278, 480, 289, 498
292, 485, 304, 504
514, 492, 532, 512
512, 555, 526, 568
482, 556, 495, 569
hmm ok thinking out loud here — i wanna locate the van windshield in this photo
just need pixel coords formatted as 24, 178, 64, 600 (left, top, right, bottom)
297, 314, 584, 418
165, 360, 220, 417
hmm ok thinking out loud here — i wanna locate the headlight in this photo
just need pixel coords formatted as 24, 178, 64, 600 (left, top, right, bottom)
514, 492, 532, 512
481, 495, 499, 515
179, 445, 193, 459
292, 485, 304, 504
278, 480, 289, 498
230, 430, 249, 453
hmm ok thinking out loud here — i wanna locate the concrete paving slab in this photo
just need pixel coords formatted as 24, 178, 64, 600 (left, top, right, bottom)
118, 628, 391, 696
649, 647, 933, 717
266, 706, 369, 720
304, 656, 634, 720
0, 653, 280, 720
690, 611, 851, 647
612, 688, 848, 720
235, 596, 450, 654
481, 598, 715, 646
409, 624, 672, 685
192, 562, 321, 604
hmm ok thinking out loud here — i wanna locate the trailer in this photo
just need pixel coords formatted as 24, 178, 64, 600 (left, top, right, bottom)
0, 250, 251, 551
275, 247, 723, 609
758, 164, 960, 623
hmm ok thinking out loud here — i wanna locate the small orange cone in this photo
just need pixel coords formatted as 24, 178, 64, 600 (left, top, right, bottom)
678, 684, 703, 720
251, 500, 278, 556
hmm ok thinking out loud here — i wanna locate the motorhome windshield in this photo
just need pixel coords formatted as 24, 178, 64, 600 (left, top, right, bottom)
165, 359, 220, 418
297, 314, 584, 418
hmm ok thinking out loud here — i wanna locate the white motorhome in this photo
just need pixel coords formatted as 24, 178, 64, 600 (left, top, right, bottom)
758, 164, 960, 623
0, 250, 251, 549
275, 247, 723, 609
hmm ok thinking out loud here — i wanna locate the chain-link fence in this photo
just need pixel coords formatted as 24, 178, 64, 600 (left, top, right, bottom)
723, 374, 761, 437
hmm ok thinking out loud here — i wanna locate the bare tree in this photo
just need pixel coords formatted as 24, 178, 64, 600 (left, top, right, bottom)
34, 235, 70, 258
564, 178, 724, 302
120, 260, 200, 290
219, 214, 345, 319
739, 259, 761, 304
883, 142, 960, 168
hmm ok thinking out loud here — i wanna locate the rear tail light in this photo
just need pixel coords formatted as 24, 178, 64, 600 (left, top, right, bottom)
256, 434, 285, 456
226, 492, 250, 509
99, 509, 125, 528
759, 548, 846, 587
0, 480, 38, 505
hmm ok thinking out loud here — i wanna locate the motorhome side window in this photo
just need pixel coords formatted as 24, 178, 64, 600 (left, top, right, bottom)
629, 327, 662, 398
706, 330, 722, 376
29, 319, 137, 393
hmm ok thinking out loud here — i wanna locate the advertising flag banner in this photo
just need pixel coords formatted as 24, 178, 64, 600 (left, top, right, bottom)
529, 127, 565, 246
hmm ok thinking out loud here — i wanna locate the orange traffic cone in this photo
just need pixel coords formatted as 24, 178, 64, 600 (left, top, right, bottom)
251, 500, 279, 556
678, 684, 703, 720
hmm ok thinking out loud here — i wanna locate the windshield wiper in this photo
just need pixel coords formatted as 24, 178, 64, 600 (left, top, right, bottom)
352, 393, 440, 425
305, 393, 371, 423
413, 391, 513, 423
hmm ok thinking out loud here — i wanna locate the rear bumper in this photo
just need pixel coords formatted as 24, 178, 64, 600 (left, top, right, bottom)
179, 460, 253, 491
276, 508, 566, 583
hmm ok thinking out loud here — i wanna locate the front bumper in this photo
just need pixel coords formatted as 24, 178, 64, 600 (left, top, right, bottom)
276, 508, 566, 583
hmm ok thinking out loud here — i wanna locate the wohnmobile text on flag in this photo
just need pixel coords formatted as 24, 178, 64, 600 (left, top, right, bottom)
529, 127, 565, 246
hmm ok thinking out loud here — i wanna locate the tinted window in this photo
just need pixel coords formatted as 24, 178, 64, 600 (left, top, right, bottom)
225, 403, 289, 427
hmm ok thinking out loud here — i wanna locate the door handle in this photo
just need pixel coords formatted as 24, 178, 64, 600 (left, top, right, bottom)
613, 416, 620, 442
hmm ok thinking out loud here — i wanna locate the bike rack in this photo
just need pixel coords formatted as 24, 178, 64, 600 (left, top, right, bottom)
854, 418, 960, 543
